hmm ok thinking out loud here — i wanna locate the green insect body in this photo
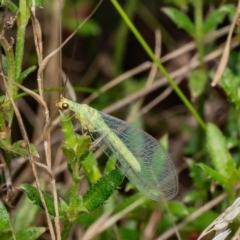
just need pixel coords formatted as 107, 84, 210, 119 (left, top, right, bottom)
57, 96, 178, 201
58, 97, 141, 172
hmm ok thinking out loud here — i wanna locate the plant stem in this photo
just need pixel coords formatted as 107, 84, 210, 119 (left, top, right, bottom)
68, 162, 81, 221
194, 0, 205, 69
0, 38, 15, 126
15, 0, 30, 81
61, 162, 81, 238
61, 220, 73, 240
111, 0, 206, 130
193, 0, 206, 154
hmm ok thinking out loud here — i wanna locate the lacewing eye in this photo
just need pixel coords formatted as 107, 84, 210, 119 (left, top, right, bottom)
62, 103, 69, 109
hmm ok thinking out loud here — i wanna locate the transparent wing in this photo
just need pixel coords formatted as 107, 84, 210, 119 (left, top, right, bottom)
87, 111, 178, 201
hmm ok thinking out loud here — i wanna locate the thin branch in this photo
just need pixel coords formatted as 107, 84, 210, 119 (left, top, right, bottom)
1, 77, 56, 240
15, 82, 60, 239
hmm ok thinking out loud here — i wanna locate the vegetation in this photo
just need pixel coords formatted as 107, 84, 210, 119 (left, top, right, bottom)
0, 0, 239, 239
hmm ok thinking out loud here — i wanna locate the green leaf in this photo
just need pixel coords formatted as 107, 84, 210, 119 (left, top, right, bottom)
183, 190, 202, 203
203, 7, 228, 34
119, 227, 140, 240
12, 196, 40, 232
0, 202, 12, 233
187, 158, 206, 189
0, 140, 38, 158
75, 136, 92, 162
220, 68, 238, 105
81, 153, 102, 184
60, 110, 92, 163
226, 137, 240, 150
17, 66, 37, 84
0, 139, 10, 150
158, 214, 178, 233
167, 201, 189, 217
81, 169, 124, 212
104, 154, 118, 173
220, 4, 237, 22
11, 141, 38, 158
13, 227, 46, 240
20, 184, 68, 217
162, 7, 194, 36
198, 163, 229, 188
62, 147, 76, 162
0, 0, 18, 13
199, 161, 239, 199
206, 123, 235, 178
188, 69, 207, 100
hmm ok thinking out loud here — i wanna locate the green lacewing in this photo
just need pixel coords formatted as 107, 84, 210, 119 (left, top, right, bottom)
56, 96, 178, 201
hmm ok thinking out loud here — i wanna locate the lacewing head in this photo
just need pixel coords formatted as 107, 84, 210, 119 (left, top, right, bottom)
56, 96, 70, 110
